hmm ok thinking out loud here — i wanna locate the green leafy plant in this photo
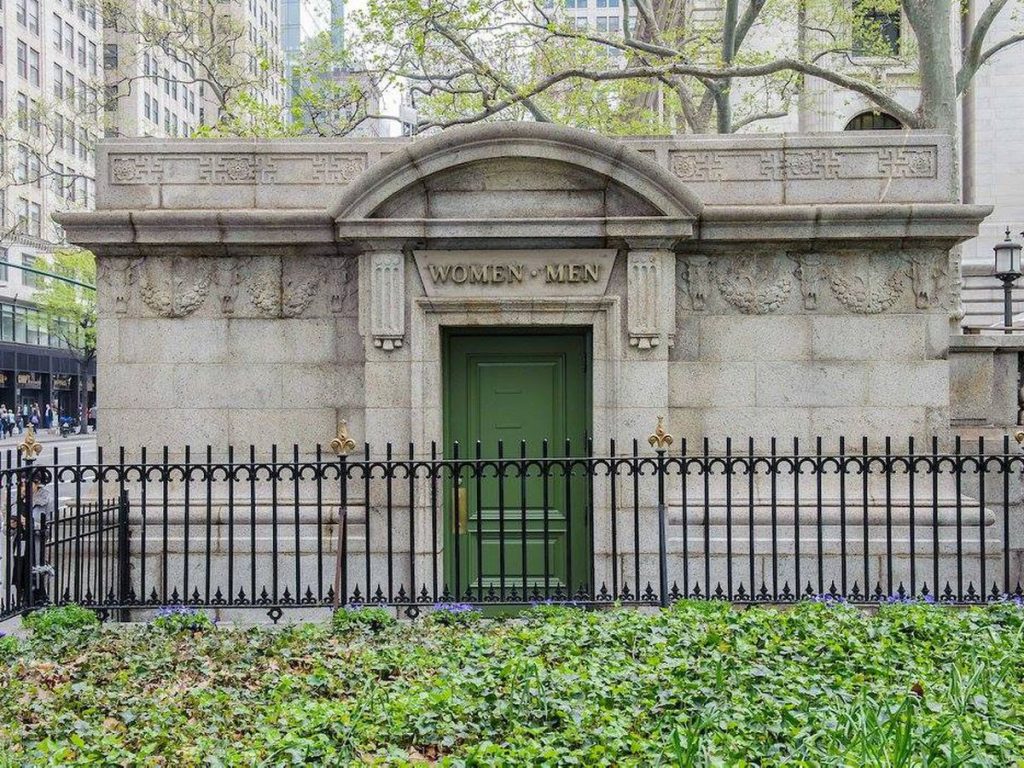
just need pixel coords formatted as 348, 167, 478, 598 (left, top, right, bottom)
22, 603, 99, 636
3, 602, 1024, 764
331, 605, 396, 635
425, 603, 481, 627
151, 606, 215, 633
0, 632, 18, 661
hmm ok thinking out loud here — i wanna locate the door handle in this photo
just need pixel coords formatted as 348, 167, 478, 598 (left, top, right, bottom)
454, 484, 468, 534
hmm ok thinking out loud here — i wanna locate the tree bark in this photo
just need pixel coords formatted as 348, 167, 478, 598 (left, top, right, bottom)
903, 0, 957, 132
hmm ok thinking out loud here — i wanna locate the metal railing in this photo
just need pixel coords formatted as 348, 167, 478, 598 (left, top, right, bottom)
2, 433, 1023, 621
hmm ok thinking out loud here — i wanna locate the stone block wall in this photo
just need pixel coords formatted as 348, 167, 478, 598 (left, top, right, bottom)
668, 248, 952, 449
97, 254, 363, 454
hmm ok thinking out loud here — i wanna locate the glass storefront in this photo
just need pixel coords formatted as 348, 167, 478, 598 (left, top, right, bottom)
0, 303, 76, 350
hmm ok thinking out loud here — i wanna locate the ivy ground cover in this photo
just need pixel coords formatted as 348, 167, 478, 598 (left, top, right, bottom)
1, 601, 1024, 766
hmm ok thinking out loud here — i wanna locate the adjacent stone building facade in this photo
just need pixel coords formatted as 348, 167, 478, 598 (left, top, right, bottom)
58, 124, 988, 456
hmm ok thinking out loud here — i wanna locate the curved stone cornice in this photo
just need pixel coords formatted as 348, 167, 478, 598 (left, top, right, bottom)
329, 122, 705, 222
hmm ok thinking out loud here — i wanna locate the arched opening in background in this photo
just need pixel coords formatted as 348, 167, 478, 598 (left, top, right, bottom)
844, 111, 904, 131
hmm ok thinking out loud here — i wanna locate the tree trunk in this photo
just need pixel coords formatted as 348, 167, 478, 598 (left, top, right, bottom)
77, 360, 88, 436
903, 0, 957, 132
716, 0, 740, 133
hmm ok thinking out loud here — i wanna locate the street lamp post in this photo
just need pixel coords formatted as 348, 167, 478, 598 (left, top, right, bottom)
993, 228, 1023, 334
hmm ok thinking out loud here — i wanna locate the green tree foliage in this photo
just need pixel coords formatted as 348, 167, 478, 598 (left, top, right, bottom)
278, 0, 1023, 136
32, 248, 97, 429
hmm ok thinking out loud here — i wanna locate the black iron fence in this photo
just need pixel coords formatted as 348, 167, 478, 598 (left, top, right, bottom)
2, 436, 1023, 621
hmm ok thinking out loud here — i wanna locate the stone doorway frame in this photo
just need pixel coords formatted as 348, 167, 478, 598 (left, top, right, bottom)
409, 296, 622, 454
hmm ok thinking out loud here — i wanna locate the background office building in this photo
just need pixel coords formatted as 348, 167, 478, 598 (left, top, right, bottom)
0, 0, 101, 417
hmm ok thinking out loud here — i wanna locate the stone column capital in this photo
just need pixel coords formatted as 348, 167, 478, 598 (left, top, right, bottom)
354, 238, 407, 255
622, 237, 678, 253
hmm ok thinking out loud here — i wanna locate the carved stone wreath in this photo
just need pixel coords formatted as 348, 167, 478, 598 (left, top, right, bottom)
139, 259, 211, 318
248, 269, 282, 317
717, 259, 792, 314
829, 263, 906, 314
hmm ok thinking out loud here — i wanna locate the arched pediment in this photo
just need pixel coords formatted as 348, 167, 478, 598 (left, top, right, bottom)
331, 123, 702, 247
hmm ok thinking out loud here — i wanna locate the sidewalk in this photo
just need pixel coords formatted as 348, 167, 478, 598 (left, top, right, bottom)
0, 430, 96, 447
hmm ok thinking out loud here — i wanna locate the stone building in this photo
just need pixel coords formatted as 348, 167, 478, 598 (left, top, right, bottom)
58, 123, 988, 456
52, 122, 1024, 609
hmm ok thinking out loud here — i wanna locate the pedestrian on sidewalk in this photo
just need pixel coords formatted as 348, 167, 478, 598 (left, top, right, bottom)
10, 467, 53, 607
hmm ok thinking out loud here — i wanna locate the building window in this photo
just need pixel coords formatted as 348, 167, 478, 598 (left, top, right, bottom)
17, 198, 29, 233
53, 63, 63, 98
52, 12, 62, 51
0, 249, 8, 283
852, 1, 900, 57
23, 252, 38, 284
28, 204, 40, 238
103, 43, 117, 69
844, 111, 904, 131
16, 92, 28, 129
26, 0, 38, 34
16, 40, 27, 78
29, 47, 39, 86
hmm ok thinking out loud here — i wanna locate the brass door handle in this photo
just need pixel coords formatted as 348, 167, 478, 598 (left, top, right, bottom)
454, 485, 468, 534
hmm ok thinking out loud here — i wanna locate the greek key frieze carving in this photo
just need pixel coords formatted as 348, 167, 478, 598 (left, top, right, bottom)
310, 155, 366, 183
198, 156, 258, 184
829, 260, 906, 314
106, 153, 370, 186
109, 156, 164, 185
139, 258, 212, 318
669, 151, 722, 181
717, 258, 792, 315
877, 148, 937, 179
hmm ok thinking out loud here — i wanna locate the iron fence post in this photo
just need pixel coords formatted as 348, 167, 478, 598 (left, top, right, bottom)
649, 417, 674, 609
656, 449, 668, 608
18, 429, 42, 613
116, 490, 131, 621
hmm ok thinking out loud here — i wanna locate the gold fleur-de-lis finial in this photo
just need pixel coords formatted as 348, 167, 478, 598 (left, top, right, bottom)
648, 416, 674, 451
18, 426, 43, 459
1014, 430, 1024, 446
330, 420, 357, 457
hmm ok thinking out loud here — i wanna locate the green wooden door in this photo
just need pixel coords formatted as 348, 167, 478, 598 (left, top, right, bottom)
444, 330, 590, 600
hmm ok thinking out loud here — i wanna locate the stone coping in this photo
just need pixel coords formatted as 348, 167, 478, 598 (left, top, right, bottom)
948, 334, 1024, 352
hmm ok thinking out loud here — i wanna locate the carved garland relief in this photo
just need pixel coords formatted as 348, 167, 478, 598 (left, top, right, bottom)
101, 256, 358, 319
677, 253, 947, 315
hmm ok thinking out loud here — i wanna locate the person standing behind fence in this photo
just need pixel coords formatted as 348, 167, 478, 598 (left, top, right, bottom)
10, 467, 52, 607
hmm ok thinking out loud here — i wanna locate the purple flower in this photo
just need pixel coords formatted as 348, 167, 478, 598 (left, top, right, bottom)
432, 602, 476, 614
